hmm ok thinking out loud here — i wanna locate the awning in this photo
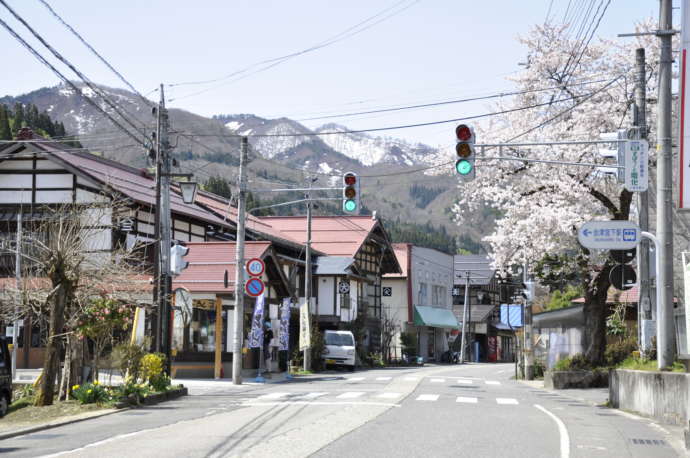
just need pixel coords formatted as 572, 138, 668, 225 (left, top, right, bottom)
414, 305, 459, 329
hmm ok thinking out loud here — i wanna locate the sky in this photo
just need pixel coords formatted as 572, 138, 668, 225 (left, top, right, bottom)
0, 0, 661, 149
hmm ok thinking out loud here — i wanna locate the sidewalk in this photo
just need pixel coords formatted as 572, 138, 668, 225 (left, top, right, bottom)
519, 379, 609, 406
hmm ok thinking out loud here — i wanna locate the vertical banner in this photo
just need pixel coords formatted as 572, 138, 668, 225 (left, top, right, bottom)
279, 298, 291, 351
679, 0, 690, 208
247, 293, 265, 348
299, 300, 311, 350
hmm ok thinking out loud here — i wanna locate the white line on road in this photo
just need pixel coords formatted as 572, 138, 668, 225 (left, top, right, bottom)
403, 377, 418, 381
416, 394, 440, 401
376, 392, 402, 399
496, 398, 519, 405
257, 392, 290, 400
535, 404, 570, 458
294, 392, 328, 400
456, 397, 478, 403
456, 379, 473, 384
485, 381, 501, 385
375, 376, 392, 381
347, 377, 365, 382
430, 378, 445, 383
337, 391, 365, 399
242, 401, 401, 408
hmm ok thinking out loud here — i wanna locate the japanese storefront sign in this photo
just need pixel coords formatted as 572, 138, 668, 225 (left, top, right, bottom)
279, 298, 291, 351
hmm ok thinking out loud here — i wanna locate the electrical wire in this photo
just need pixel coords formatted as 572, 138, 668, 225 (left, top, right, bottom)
168, 0, 419, 101
37, 0, 153, 108
0, 0, 150, 142
0, 16, 147, 148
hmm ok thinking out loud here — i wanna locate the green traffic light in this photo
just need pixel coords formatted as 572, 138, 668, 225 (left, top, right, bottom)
455, 159, 473, 175
343, 199, 357, 212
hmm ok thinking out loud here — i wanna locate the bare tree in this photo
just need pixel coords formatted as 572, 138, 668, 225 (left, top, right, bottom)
380, 307, 398, 364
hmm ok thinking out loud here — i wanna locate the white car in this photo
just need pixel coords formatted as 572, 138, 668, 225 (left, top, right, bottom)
323, 330, 356, 371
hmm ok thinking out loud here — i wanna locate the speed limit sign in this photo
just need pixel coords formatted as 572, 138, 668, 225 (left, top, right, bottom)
246, 258, 265, 277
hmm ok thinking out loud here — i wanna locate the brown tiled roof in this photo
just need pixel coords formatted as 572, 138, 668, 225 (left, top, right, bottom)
172, 241, 271, 293
385, 243, 409, 278
258, 215, 378, 257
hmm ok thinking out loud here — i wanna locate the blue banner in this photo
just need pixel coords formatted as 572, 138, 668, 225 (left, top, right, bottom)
247, 293, 265, 348
279, 298, 291, 351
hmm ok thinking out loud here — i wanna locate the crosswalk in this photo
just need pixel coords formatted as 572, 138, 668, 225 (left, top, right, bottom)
343, 376, 501, 386
242, 391, 520, 406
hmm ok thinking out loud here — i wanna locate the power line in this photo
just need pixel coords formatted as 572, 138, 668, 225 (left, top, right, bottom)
0, 16, 147, 148
0, 0, 150, 142
37, 0, 153, 108
168, 0, 419, 101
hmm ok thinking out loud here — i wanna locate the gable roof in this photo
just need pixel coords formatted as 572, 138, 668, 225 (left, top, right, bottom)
385, 243, 409, 278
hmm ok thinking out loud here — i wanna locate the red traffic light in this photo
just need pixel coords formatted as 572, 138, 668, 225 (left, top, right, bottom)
344, 173, 357, 185
455, 124, 472, 142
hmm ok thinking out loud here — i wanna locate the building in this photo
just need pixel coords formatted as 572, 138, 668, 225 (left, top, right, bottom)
382, 244, 458, 362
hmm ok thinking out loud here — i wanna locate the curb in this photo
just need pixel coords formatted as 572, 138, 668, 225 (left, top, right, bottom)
0, 407, 129, 441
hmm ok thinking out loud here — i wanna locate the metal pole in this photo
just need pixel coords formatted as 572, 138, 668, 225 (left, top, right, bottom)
303, 179, 313, 372
641, 231, 665, 369
523, 264, 534, 380
657, 0, 675, 367
11, 211, 21, 380
158, 84, 173, 374
232, 137, 248, 385
634, 48, 653, 354
458, 274, 470, 363
153, 92, 163, 354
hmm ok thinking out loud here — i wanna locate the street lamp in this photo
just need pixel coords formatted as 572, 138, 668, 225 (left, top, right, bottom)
179, 181, 198, 204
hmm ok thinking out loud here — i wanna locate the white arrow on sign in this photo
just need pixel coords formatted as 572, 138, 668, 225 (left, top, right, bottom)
578, 220, 641, 250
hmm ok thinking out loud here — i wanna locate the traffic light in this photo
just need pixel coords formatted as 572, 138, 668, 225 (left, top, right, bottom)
455, 124, 475, 180
170, 243, 190, 276
342, 172, 360, 214
521, 281, 535, 302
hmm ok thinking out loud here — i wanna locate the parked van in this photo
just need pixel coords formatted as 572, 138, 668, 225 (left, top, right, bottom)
323, 330, 356, 372
0, 337, 12, 417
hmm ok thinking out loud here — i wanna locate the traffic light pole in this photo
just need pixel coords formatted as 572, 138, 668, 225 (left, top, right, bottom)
523, 264, 534, 381
458, 273, 470, 364
232, 137, 248, 385
634, 47, 653, 354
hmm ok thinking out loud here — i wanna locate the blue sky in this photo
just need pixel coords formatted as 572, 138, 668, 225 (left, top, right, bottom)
0, 1, 660, 148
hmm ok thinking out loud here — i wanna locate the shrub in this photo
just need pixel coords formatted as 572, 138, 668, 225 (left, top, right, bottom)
605, 337, 637, 366
111, 341, 148, 381
368, 352, 385, 367
72, 381, 109, 404
553, 353, 590, 371
140, 353, 165, 383
149, 374, 171, 392
113, 377, 151, 404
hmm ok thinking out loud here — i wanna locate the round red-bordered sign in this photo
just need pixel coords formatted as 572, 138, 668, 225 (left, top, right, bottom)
246, 257, 265, 277
245, 277, 265, 297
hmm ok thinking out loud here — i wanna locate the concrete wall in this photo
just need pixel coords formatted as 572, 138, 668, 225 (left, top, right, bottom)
610, 369, 689, 426
381, 277, 408, 358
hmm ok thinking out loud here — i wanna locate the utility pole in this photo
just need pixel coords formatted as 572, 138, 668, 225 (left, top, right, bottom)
11, 211, 21, 380
303, 177, 313, 371
232, 137, 248, 385
523, 264, 534, 380
657, 0, 675, 367
458, 273, 470, 363
153, 84, 173, 373
634, 48, 653, 354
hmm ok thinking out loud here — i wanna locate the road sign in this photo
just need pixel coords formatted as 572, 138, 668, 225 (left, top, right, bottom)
610, 264, 637, 291
246, 258, 265, 277
578, 220, 641, 250
624, 139, 649, 192
245, 277, 265, 297
338, 281, 350, 294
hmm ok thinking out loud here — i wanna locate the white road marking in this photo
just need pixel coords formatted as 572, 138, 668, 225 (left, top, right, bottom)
456, 396, 478, 404
337, 391, 365, 399
257, 392, 290, 400
377, 392, 402, 399
416, 394, 440, 401
243, 401, 401, 408
535, 404, 570, 458
496, 398, 519, 405
347, 377, 365, 382
295, 392, 328, 400
403, 377, 418, 381
485, 380, 501, 385
430, 378, 445, 383
375, 376, 392, 381
456, 379, 473, 384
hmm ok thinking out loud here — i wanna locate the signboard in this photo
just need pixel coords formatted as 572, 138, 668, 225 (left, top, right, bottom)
279, 298, 291, 351
680, 1, 690, 208
624, 139, 648, 192
245, 277, 265, 297
299, 301, 311, 350
382, 287, 392, 297
338, 281, 350, 294
246, 258, 265, 277
247, 293, 265, 348
578, 220, 641, 250
610, 264, 637, 291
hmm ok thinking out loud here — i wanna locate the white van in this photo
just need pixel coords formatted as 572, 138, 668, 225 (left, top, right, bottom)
323, 330, 356, 371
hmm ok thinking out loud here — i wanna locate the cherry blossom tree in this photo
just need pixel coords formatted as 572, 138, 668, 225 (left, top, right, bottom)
453, 22, 660, 365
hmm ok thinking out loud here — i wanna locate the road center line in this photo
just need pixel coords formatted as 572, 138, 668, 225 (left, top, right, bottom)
535, 404, 570, 458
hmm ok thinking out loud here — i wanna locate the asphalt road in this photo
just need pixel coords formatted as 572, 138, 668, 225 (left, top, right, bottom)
0, 363, 683, 457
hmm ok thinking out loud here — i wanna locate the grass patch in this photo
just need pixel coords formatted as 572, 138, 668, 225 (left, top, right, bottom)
617, 357, 685, 372
0, 400, 106, 430
293, 370, 314, 375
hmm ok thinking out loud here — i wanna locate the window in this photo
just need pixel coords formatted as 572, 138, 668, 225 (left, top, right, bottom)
418, 282, 428, 305
325, 333, 354, 346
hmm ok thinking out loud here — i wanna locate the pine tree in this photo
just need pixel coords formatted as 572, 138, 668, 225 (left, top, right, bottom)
12, 102, 24, 133
0, 105, 11, 140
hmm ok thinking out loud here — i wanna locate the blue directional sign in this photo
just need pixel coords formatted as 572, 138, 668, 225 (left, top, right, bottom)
578, 220, 641, 250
